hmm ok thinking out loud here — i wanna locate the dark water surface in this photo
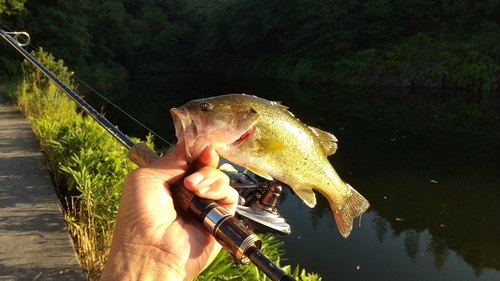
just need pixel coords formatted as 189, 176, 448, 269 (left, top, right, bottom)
94, 74, 500, 281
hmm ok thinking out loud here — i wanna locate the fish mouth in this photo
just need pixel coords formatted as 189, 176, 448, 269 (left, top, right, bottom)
170, 107, 198, 161
170, 107, 192, 142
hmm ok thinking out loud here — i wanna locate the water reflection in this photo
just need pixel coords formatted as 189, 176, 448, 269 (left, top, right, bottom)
92, 74, 500, 281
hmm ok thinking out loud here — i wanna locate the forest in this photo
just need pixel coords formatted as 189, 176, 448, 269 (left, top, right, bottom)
2, 0, 500, 94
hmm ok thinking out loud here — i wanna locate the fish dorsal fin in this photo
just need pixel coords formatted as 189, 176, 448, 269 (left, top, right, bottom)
270, 100, 288, 110
308, 126, 338, 155
271, 100, 297, 118
292, 184, 317, 208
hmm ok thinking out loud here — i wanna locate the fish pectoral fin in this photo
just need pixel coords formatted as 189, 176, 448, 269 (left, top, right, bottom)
292, 185, 317, 208
308, 126, 338, 155
246, 165, 274, 180
255, 139, 288, 152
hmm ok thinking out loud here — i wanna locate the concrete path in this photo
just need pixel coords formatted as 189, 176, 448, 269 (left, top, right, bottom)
0, 92, 84, 280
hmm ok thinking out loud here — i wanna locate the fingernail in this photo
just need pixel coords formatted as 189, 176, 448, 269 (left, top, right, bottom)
198, 186, 210, 195
186, 173, 204, 186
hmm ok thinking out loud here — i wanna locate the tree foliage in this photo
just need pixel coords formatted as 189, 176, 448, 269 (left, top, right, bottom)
0, 0, 25, 15
1, 0, 500, 91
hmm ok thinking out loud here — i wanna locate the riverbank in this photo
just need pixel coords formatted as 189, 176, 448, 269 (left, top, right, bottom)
0, 92, 84, 279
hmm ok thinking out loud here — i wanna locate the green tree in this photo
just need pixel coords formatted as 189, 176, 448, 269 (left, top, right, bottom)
190, 0, 232, 71
0, 0, 26, 15
0, 0, 27, 78
3, 0, 500, 93
23, 0, 91, 69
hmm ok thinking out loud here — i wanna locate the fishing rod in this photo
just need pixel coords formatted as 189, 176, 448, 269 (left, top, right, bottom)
0, 28, 294, 281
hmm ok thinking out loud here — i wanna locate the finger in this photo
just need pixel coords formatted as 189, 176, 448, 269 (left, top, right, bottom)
184, 167, 238, 214
188, 178, 238, 215
196, 145, 219, 170
184, 167, 229, 192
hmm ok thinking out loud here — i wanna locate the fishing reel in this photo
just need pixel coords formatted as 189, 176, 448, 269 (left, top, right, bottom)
221, 164, 291, 236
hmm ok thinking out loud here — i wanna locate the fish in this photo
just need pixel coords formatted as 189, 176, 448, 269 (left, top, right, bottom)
170, 94, 369, 237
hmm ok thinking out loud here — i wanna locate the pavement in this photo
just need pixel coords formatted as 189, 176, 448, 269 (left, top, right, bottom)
0, 91, 85, 280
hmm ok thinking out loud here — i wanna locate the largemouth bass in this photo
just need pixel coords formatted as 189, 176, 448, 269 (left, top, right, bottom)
170, 94, 369, 237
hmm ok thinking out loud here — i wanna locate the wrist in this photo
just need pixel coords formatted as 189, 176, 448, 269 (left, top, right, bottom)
100, 244, 186, 281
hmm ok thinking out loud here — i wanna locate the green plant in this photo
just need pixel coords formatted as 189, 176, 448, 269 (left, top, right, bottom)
195, 234, 321, 281
16, 48, 76, 119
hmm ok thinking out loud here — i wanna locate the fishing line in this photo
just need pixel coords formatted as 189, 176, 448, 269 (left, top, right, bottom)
71, 76, 173, 147
0, 20, 12, 31
0, 21, 173, 147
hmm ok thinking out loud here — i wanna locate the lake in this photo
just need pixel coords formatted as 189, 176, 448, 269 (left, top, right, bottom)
89, 74, 500, 281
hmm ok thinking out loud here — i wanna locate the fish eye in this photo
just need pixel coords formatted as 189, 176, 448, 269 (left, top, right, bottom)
199, 102, 212, 112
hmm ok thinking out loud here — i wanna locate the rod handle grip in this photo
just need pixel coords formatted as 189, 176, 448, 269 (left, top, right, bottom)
128, 143, 160, 167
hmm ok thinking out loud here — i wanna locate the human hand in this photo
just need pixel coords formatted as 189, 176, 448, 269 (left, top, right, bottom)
100, 141, 238, 281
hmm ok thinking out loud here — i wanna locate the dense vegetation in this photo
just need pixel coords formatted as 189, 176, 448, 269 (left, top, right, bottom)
3, 49, 321, 280
2, 0, 500, 93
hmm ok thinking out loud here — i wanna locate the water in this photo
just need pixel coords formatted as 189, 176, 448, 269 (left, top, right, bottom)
275, 118, 500, 280
91, 74, 500, 281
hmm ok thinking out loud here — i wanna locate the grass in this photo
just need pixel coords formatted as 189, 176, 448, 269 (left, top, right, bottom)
6, 48, 321, 280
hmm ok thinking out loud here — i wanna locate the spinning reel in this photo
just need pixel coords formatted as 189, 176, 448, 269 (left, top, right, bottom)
221, 164, 291, 236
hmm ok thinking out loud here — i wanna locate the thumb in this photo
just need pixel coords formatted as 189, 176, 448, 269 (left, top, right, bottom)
144, 139, 189, 185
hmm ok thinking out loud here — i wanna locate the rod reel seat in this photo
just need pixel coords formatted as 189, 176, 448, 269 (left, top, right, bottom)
221, 164, 291, 236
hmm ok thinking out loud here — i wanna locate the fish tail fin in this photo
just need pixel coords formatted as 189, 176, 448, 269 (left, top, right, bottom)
332, 183, 370, 238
